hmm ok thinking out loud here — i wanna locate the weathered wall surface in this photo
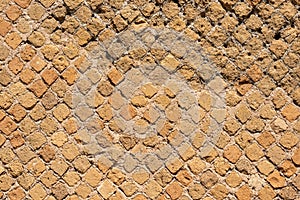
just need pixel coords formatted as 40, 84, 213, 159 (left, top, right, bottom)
0, 0, 300, 199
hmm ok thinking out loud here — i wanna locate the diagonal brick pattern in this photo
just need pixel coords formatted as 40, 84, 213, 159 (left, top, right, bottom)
0, 0, 300, 199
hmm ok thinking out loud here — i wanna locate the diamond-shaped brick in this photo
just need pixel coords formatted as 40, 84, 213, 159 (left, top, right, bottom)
0, 116, 17, 135
0, 18, 12, 37
5, 32, 22, 49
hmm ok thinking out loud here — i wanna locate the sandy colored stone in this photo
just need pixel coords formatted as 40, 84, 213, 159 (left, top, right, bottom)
131, 95, 148, 107
0, 134, 5, 147
29, 79, 48, 98
162, 2, 179, 18
234, 25, 251, 44
245, 117, 265, 133
214, 157, 230, 176
236, 185, 251, 200
281, 104, 300, 122
247, 64, 263, 82
257, 160, 275, 176
30, 56, 47, 73
245, 143, 264, 161
41, 91, 57, 111
98, 180, 116, 199
52, 182, 69, 200
19, 117, 37, 135
50, 158, 69, 176
16, 146, 36, 164
200, 170, 218, 189
8, 187, 25, 200
52, 103, 70, 122
87, 17, 105, 36
106, 167, 125, 186
29, 183, 47, 200
40, 0, 55, 7
226, 171, 242, 188
235, 103, 251, 123
176, 169, 192, 186
97, 104, 113, 121
10, 131, 25, 148
8, 104, 26, 122
40, 170, 57, 188
113, 15, 128, 32
267, 170, 286, 188
0, 91, 13, 110
61, 142, 79, 161
63, 170, 80, 186
291, 87, 300, 107
269, 40, 288, 58
63, 42, 79, 60
267, 145, 286, 165
75, 28, 91, 46
96, 156, 113, 173
75, 183, 91, 198
187, 183, 205, 199
188, 157, 206, 175
0, 68, 12, 87
20, 45, 36, 61
0, 18, 11, 37
245, 13, 263, 29
257, 131, 276, 149
64, 0, 83, 9
20, 68, 35, 84
0, 116, 17, 135
98, 80, 114, 96
0, 174, 14, 191
279, 186, 298, 200
14, 0, 31, 8
17, 173, 35, 190
292, 148, 300, 165
41, 69, 58, 86
8, 57, 24, 74
107, 68, 124, 85
51, 78, 68, 98
293, 174, 300, 190
120, 181, 137, 197
165, 181, 183, 199
224, 145, 242, 163
279, 160, 297, 177
161, 54, 180, 72
269, 60, 288, 82
224, 118, 240, 135
84, 167, 102, 187
258, 186, 276, 200
259, 104, 276, 119
165, 156, 183, 174
27, 132, 46, 150
7, 160, 23, 178
41, 45, 59, 60
28, 31, 46, 47
73, 156, 91, 173
279, 131, 299, 149
210, 183, 228, 200
151, 168, 171, 187
75, 5, 92, 23
144, 180, 162, 199
235, 130, 252, 149
5, 32, 22, 49
40, 117, 58, 135
246, 90, 264, 109
27, 157, 46, 177
0, 44, 9, 61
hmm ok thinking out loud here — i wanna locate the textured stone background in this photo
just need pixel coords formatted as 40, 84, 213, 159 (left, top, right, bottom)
0, 0, 300, 199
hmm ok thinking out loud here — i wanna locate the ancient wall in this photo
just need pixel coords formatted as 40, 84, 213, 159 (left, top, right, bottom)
0, 0, 300, 199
